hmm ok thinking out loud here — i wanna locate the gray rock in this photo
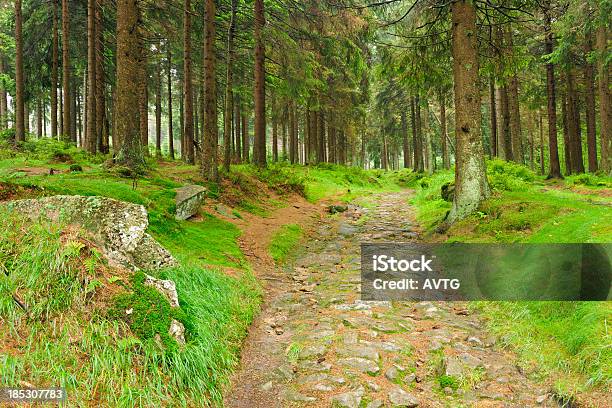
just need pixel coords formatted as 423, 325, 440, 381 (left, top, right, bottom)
367, 400, 384, 408
385, 365, 402, 382
336, 344, 380, 362
366, 381, 380, 392
444, 357, 463, 377
388, 387, 419, 407
168, 319, 186, 345
260, 381, 273, 392
338, 357, 380, 375
338, 223, 359, 236
2, 195, 177, 271
299, 344, 328, 360
175, 185, 206, 220
144, 275, 180, 307
282, 389, 316, 402
312, 383, 334, 392
331, 390, 363, 408
458, 352, 482, 368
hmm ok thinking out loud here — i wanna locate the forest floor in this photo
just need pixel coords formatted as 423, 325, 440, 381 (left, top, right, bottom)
224, 190, 610, 408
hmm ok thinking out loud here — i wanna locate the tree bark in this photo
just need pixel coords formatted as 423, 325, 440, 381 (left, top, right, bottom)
489, 75, 497, 158
567, 69, 584, 173
289, 103, 296, 164
319, 110, 326, 163
401, 110, 409, 168
86, 0, 96, 152
14, 0, 25, 142
253, 0, 266, 167
37, 100, 43, 138
183, 0, 195, 163
562, 92, 572, 174
500, 85, 513, 161
440, 91, 449, 169
242, 110, 249, 162
223, 0, 238, 172
50, 0, 59, 138
155, 56, 162, 158
597, 25, 611, 173
328, 114, 336, 164
167, 46, 175, 160
584, 31, 598, 172
539, 110, 545, 174
139, 53, 148, 154
447, 0, 490, 224
544, 10, 562, 178
272, 105, 278, 162
202, 0, 218, 180
95, 2, 106, 152
115, 0, 145, 170
234, 95, 242, 162
62, 0, 71, 140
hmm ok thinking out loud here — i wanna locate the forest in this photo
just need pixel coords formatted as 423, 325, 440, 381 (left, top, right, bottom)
0, 0, 610, 407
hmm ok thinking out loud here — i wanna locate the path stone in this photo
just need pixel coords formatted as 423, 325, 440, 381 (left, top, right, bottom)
338, 357, 380, 375
331, 388, 364, 408
388, 387, 419, 407
366, 399, 384, 408
282, 389, 316, 402
299, 344, 327, 359
336, 344, 380, 361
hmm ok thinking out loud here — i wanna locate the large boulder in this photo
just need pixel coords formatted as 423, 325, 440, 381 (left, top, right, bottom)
175, 185, 207, 220
2, 195, 177, 271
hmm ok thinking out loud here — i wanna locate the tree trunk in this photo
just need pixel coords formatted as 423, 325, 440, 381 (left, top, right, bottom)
253, 0, 266, 167
410, 97, 418, 171
223, 0, 237, 172
281, 110, 287, 160
562, 92, 572, 174
319, 110, 326, 162
567, 69, 584, 173
489, 76, 497, 158
95, 2, 106, 152
272, 106, 278, 162
440, 92, 449, 169
539, 110, 545, 174
14, 0, 25, 142
167, 46, 175, 160
62, 0, 71, 140
402, 110, 409, 168
545, 10, 562, 178
24, 103, 29, 134
328, 115, 336, 164
50, 0, 58, 138
234, 95, 242, 162
183, 0, 195, 163
86, 0, 96, 152
202, 0, 218, 180
596, 25, 611, 173
155, 57, 162, 158
584, 31, 598, 172
115, 0, 145, 170
37, 101, 43, 138
289, 103, 296, 164
242, 110, 249, 162
447, 0, 490, 224
139, 55, 148, 154
500, 85, 513, 161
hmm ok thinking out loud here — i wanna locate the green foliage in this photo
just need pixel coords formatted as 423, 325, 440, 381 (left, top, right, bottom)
110, 271, 183, 352
438, 375, 460, 390
269, 224, 303, 264
487, 159, 536, 192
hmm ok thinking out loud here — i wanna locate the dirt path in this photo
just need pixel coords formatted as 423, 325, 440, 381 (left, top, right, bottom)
225, 191, 553, 408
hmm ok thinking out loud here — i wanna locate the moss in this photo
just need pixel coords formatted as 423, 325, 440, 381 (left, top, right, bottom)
110, 271, 188, 352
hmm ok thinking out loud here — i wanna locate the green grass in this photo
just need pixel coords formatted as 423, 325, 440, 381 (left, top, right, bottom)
269, 224, 303, 264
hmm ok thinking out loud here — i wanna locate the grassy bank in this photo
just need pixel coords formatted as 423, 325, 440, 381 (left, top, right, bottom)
268, 224, 303, 264
407, 160, 612, 396
0, 139, 263, 406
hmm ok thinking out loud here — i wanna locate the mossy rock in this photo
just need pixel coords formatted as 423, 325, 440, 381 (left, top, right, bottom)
69, 163, 83, 172
441, 182, 455, 202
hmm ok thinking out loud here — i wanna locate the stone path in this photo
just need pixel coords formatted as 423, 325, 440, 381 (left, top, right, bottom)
226, 192, 553, 408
